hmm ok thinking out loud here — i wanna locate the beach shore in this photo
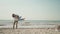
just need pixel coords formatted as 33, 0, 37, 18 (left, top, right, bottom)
0, 28, 60, 34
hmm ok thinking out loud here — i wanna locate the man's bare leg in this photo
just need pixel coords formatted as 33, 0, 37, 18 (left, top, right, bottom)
16, 21, 18, 29
13, 21, 15, 29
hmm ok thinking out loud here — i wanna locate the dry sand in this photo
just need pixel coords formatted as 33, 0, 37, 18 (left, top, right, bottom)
0, 28, 60, 34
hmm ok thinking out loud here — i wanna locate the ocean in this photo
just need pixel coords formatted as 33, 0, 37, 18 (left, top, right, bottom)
0, 20, 60, 28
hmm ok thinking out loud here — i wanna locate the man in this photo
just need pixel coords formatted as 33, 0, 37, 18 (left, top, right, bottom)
12, 14, 19, 29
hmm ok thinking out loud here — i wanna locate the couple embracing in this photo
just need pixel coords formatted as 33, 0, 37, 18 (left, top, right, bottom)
12, 14, 25, 29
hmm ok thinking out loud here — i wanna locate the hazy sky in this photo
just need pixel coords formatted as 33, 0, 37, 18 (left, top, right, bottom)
0, 0, 60, 20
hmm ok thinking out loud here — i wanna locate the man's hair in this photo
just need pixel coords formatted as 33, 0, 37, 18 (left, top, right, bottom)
12, 14, 19, 19
12, 14, 15, 17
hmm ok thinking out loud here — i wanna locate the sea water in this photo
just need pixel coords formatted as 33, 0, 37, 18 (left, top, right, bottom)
0, 20, 60, 28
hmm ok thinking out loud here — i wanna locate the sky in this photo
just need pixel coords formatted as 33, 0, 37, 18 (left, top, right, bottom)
0, 0, 60, 20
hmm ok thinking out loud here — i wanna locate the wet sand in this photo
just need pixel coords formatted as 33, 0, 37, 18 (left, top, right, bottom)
0, 28, 60, 34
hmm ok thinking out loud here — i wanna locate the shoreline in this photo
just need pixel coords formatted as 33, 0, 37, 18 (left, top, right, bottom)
0, 25, 56, 29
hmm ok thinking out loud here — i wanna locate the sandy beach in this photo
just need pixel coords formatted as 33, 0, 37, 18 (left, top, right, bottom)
0, 20, 60, 34
0, 28, 60, 34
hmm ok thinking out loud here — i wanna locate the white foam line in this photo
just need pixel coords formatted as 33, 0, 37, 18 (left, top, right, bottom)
0, 25, 56, 28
